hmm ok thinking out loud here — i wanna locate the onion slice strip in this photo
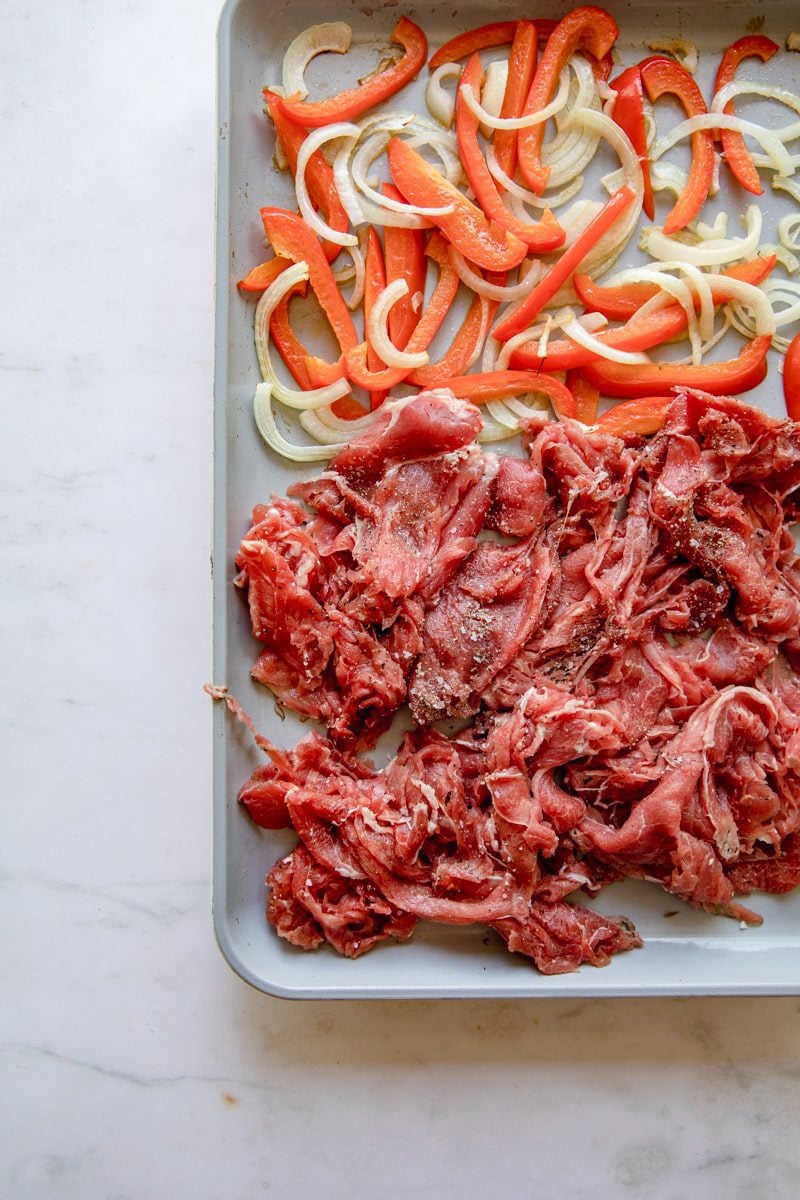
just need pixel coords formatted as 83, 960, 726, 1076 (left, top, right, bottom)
254, 263, 351, 410
367, 279, 431, 369
560, 311, 652, 365
254, 383, 345, 461
449, 249, 543, 301
651, 113, 794, 178
460, 67, 570, 131
641, 205, 763, 267
426, 62, 461, 128
296, 123, 360, 246
282, 22, 352, 100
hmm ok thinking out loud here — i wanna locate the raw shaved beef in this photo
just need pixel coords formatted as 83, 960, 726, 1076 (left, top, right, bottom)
227, 388, 800, 973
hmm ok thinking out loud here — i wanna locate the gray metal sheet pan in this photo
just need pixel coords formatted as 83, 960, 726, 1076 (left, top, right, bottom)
214, 0, 800, 997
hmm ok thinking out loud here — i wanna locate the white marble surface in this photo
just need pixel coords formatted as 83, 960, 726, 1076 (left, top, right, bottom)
2, 1, 800, 1196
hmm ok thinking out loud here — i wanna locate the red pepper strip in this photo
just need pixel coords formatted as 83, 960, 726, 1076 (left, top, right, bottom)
490, 22, 538, 183
566, 369, 599, 424
713, 36, 779, 195
609, 67, 654, 220
387, 137, 528, 271
573, 255, 777, 320
409, 276, 503, 388
260, 208, 359, 357
263, 92, 349, 263
278, 17, 427, 128
595, 396, 671, 436
344, 234, 461, 390
456, 54, 566, 252
238, 257, 293, 295
581, 335, 771, 398
784, 332, 800, 422
431, 369, 577, 418
640, 56, 714, 235
382, 184, 428, 350
270, 297, 316, 390
493, 184, 636, 342
364, 227, 389, 410
593, 51, 614, 83
429, 21, 519, 69
517, 6, 620, 194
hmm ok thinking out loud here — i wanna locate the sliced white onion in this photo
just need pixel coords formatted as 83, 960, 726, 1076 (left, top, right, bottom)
255, 383, 345, 461
351, 131, 455, 217
282, 22, 352, 100
460, 67, 570, 131
426, 62, 461, 128
560, 311, 651, 365
672, 311, 732, 365
496, 311, 606, 368
465, 296, 494, 372
367, 279, 430, 369
332, 137, 368, 225
695, 212, 729, 241
789, 33, 800, 53
333, 238, 366, 310
485, 398, 522, 429
403, 127, 463, 184
759, 242, 800, 274
299, 403, 378, 444
254, 263, 350, 410
479, 60, 509, 138
477, 410, 521, 442
486, 146, 584, 209
448, 248, 543, 301
641, 205, 763, 267
772, 176, 800, 205
559, 198, 603, 245
651, 113, 794, 178
297, 123, 360, 246
778, 213, 800, 252
504, 396, 551, 420
647, 38, 699, 75
712, 81, 800, 133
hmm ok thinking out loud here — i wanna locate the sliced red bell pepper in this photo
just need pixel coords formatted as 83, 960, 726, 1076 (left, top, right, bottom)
713, 35, 779, 195
260, 208, 359, 356
573, 255, 777, 320
492, 21, 538, 183
431, 369, 577, 418
278, 17, 427, 127
596, 396, 671, 436
364, 227, 389, 410
410, 279, 503, 388
609, 66, 654, 220
345, 233, 460, 391
581, 335, 771, 398
493, 184, 636, 342
428, 21, 519, 69
271, 295, 316, 390
387, 137, 528, 271
237, 257, 291, 295
263, 91, 349, 263
516, 6, 620, 194
382, 184, 428, 350
456, 54, 565, 252
565, 369, 599, 424
784, 332, 800, 422
640, 56, 714, 235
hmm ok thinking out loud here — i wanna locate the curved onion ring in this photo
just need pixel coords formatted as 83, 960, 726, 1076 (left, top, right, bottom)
426, 62, 461, 128
282, 22, 352, 100
367, 279, 430, 369
255, 383, 345, 461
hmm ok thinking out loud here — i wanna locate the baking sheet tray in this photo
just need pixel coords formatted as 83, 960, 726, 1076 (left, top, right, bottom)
214, 0, 800, 997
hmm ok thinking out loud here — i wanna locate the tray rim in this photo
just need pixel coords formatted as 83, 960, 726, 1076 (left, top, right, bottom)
212, 0, 800, 999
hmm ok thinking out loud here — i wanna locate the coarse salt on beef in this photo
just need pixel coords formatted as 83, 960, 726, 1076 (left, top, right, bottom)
228, 388, 800, 972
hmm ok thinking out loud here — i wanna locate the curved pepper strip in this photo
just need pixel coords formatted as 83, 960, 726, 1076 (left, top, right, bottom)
595, 396, 671, 436
713, 35, 779, 195
456, 54, 565, 251
345, 233, 460, 390
493, 23, 538, 181
387, 137, 528, 271
609, 67, 654, 220
573, 255, 776, 320
431, 369, 577, 418
511, 264, 777, 371
429, 20, 519, 69
493, 184, 636, 342
581, 335, 771, 398
364, 227, 389, 409
410, 275, 504, 387
493, 22, 537, 183
565, 369, 599, 424
263, 92, 349, 262
261, 208, 359, 355
382, 184, 428, 350
516, 6, 620, 194
640, 56, 714, 235
278, 17, 427, 128
784, 332, 800, 422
